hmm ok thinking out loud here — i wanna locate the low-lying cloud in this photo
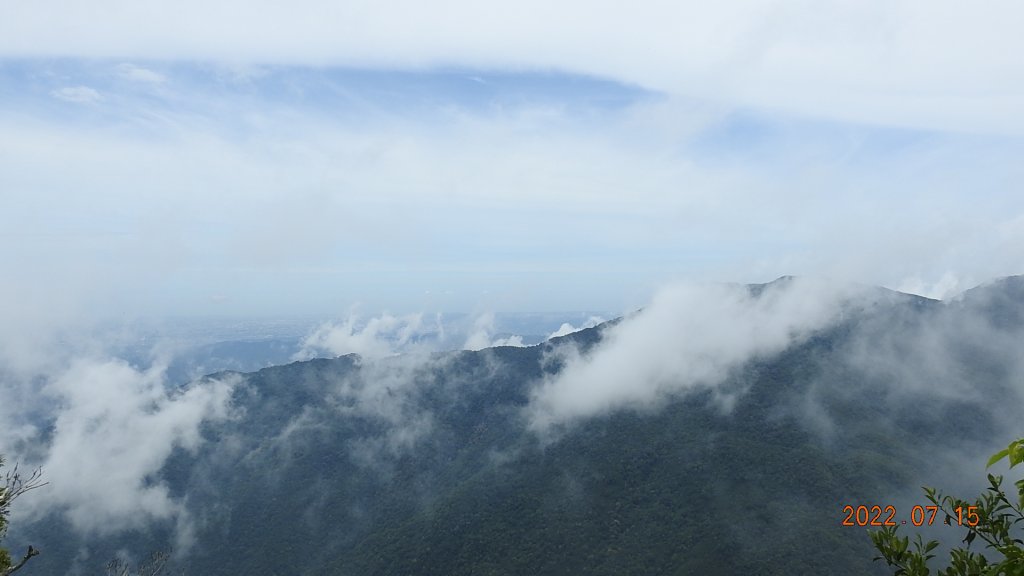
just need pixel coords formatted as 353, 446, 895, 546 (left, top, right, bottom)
294, 311, 528, 359
294, 312, 430, 360
38, 361, 236, 536
840, 281, 1024, 413
526, 278, 864, 433
463, 312, 525, 351
0, 335, 239, 548
547, 316, 605, 340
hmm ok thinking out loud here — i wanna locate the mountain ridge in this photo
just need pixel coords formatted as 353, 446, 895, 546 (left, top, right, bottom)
8, 274, 1024, 575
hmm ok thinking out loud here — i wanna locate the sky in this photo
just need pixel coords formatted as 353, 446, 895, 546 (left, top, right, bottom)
2, 0, 1024, 323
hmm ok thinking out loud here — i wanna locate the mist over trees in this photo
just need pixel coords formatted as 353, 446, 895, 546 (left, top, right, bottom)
1, 276, 1021, 574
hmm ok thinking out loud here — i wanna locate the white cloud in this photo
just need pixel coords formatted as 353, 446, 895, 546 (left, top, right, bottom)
322, 353, 455, 465
296, 310, 539, 359
547, 316, 605, 340
117, 63, 165, 83
50, 86, 101, 103
895, 272, 965, 300
462, 314, 494, 351
294, 312, 429, 360
463, 312, 524, 351
3, 1, 1023, 133
3, 73, 1023, 318
492, 335, 525, 347
7, 358, 238, 541
0, 267, 238, 546
526, 278, 864, 433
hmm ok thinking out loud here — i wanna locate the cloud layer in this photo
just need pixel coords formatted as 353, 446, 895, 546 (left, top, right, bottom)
527, 278, 863, 432
4, 62, 1023, 318
295, 312, 430, 360
1, 335, 239, 546
3, 1, 1022, 134
35, 362, 236, 537
547, 316, 605, 340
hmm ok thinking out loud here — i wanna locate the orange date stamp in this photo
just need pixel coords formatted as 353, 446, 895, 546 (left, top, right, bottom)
841, 504, 980, 527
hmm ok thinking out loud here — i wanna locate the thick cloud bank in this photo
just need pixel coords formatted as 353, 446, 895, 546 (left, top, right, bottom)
1, 351, 238, 546
527, 278, 862, 432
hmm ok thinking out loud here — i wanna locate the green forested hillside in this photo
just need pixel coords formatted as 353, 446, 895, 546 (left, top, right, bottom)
10, 278, 1023, 575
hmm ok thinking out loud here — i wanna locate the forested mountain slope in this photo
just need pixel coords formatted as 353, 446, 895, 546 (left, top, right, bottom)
11, 277, 1024, 575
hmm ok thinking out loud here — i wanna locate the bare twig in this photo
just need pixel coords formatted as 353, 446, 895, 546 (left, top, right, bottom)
2, 461, 47, 575
0, 464, 48, 515
3, 546, 39, 576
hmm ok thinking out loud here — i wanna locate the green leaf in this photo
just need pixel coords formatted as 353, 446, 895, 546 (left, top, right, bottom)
988, 449, 1010, 469
1010, 444, 1024, 468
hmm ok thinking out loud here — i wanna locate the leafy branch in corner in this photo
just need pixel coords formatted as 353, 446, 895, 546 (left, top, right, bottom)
869, 438, 1024, 576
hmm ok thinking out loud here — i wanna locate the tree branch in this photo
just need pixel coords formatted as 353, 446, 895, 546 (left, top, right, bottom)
3, 546, 39, 576
0, 464, 48, 515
